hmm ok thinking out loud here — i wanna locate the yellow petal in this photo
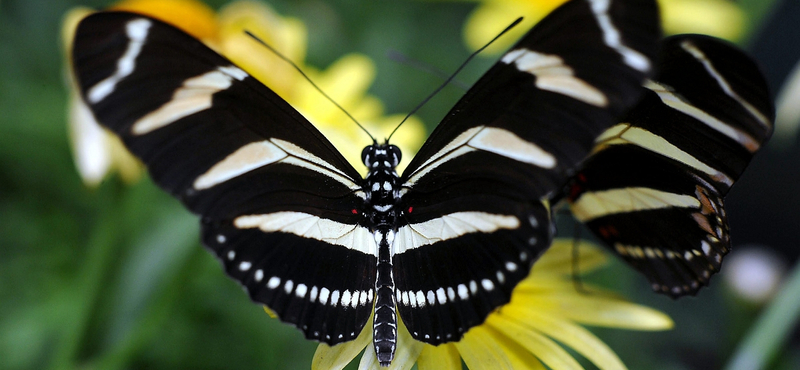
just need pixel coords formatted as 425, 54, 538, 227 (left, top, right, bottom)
463, 0, 564, 54
511, 293, 674, 330
61, 7, 93, 53
312, 316, 372, 370
487, 314, 583, 370
262, 306, 277, 319
296, 54, 377, 124
417, 344, 461, 370
515, 276, 609, 295
107, 134, 144, 184
660, 0, 745, 41
217, 1, 308, 96
530, 239, 608, 276
478, 326, 547, 370
501, 306, 628, 370
111, 0, 218, 41
455, 326, 514, 370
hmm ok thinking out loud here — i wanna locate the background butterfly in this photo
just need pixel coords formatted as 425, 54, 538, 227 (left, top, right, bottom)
568, 34, 774, 297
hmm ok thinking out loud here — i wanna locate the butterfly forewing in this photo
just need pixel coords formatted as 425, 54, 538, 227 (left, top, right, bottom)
394, 0, 661, 343
568, 34, 774, 297
72, 11, 375, 344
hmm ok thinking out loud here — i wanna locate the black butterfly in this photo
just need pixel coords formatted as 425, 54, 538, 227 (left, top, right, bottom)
70, 0, 770, 366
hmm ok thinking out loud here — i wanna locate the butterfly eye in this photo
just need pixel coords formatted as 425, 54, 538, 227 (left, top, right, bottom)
361, 146, 372, 167
388, 145, 401, 166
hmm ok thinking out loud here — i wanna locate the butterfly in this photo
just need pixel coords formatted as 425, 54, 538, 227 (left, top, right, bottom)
70, 0, 770, 366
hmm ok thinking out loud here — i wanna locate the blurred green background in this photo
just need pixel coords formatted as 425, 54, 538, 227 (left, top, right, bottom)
2, 0, 800, 369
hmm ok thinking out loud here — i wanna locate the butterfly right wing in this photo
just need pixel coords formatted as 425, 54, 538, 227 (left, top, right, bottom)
392, 0, 661, 344
568, 35, 774, 297
71, 11, 376, 344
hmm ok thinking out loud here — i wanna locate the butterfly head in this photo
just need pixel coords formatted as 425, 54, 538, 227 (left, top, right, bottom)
361, 143, 402, 170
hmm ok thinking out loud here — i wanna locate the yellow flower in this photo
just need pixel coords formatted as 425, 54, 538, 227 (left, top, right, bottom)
456, 0, 746, 54
63, 0, 425, 185
312, 240, 673, 370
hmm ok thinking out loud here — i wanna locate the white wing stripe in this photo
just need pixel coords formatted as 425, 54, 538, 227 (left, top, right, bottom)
193, 138, 361, 192
393, 212, 520, 254
571, 187, 701, 222
645, 81, 762, 153
194, 140, 287, 190
469, 127, 556, 168
680, 40, 770, 129
234, 211, 377, 255
502, 49, 608, 107
87, 19, 152, 103
131, 66, 247, 135
272, 139, 361, 190
588, 0, 651, 72
595, 124, 734, 187
406, 126, 557, 185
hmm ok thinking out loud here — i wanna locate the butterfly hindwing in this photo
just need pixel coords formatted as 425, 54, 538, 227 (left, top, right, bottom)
568, 34, 774, 297
72, 12, 376, 344
394, 0, 661, 343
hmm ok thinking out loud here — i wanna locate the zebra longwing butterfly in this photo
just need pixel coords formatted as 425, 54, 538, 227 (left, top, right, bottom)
70, 0, 770, 366
567, 34, 774, 297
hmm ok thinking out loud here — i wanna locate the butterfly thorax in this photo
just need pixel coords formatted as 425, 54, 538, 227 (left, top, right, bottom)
361, 143, 402, 366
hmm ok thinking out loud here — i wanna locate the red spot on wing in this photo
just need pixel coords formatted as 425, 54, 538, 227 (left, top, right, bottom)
408, 207, 413, 213
351, 209, 358, 214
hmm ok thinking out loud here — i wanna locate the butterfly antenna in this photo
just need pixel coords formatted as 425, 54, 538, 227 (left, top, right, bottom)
386, 17, 523, 142
386, 50, 469, 91
245, 30, 376, 143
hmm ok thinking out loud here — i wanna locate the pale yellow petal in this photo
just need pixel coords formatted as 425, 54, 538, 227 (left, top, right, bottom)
529, 239, 608, 276
501, 306, 628, 370
111, 0, 218, 41
512, 293, 674, 330
480, 326, 546, 370
515, 276, 609, 295
455, 326, 514, 370
417, 344, 461, 370
312, 316, 372, 370
107, 134, 144, 183
660, 0, 745, 41
296, 54, 377, 124
262, 306, 277, 318
217, 1, 308, 96
68, 95, 112, 186
487, 314, 583, 370
463, 0, 564, 54
61, 7, 92, 52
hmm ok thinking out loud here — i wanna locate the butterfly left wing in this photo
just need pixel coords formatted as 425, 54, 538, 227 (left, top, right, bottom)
568, 34, 774, 297
71, 12, 376, 344
392, 0, 661, 344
